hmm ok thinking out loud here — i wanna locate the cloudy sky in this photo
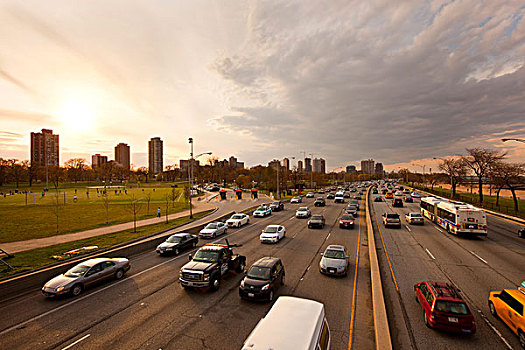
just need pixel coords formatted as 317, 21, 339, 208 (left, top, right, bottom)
1, 0, 524, 172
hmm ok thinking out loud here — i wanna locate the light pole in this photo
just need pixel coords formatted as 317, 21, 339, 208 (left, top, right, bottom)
188, 137, 212, 219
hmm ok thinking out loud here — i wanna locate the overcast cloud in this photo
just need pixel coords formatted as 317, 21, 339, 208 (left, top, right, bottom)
0, 0, 523, 170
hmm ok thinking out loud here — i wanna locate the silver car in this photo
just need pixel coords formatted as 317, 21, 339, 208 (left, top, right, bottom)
42, 257, 130, 297
199, 222, 227, 238
319, 245, 349, 276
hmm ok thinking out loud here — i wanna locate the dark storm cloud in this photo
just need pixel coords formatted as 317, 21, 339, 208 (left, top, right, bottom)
212, 0, 525, 165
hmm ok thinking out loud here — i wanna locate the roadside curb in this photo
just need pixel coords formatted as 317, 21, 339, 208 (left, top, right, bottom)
366, 186, 393, 350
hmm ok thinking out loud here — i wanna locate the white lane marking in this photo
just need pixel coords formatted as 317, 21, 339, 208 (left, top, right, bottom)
425, 249, 435, 260
61, 334, 91, 350
435, 226, 443, 233
478, 310, 513, 350
326, 233, 331, 239
289, 216, 294, 220
470, 251, 488, 264
405, 225, 411, 232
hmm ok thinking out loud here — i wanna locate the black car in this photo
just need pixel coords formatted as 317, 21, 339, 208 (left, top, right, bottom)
393, 198, 404, 207
314, 197, 326, 207
156, 233, 198, 256
404, 195, 413, 203
374, 196, 383, 202
308, 215, 325, 229
269, 201, 284, 212
518, 228, 525, 238
239, 257, 285, 302
354, 195, 362, 200
343, 192, 350, 198
345, 205, 358, 217
372, 188, 378, 194
326, 193, 335, 199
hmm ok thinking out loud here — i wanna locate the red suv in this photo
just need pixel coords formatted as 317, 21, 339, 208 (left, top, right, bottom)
414, 281, 476, 334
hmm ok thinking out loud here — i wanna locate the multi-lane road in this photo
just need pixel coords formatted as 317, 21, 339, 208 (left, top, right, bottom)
0, 195, 374, 350
371, 191, 525, 350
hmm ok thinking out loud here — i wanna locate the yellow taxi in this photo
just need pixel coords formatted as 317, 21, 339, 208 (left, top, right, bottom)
488, 281, 525, 348
385, 192, 394, 199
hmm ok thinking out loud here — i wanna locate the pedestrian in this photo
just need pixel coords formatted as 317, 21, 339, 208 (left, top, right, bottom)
157, 207, 161, 218
73, 195, 77, 202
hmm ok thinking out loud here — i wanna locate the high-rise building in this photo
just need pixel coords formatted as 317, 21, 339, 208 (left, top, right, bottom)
297, 160, 303, 172
282, 158, 290, 171
30, 129, 59, 166
115, 143, 131, 170
375, 162, 384, 174
304, 157, 312, 173
268, 159, 280, 171
313, 158, 326, 174
91, 154, 108, 169
229, 156, 237, 168
180, 159, 200, 173
361, 159, 375, 174
148, 137, 163, 174
346, 165, 357, 173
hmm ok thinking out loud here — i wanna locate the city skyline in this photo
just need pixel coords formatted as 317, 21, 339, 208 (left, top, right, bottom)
0, 2, 523, 172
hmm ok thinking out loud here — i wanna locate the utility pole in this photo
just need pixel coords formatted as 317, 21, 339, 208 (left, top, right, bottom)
309, 153, 316, 190
188, 138, 194, 219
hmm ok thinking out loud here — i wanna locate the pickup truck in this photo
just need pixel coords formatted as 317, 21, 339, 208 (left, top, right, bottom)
179, 240, 246, 291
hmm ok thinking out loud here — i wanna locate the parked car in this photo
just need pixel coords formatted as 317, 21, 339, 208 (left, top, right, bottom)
339, 215, 355, 229
226, 213, 250, 228
290, 196, 302, 203
308, 215, 325, 229
253, 205, 272, 217
314, 197, 326, 207
374, 196, 383, 202
42, 257, 131, 297
260, 225, 286, 243
382, 213, 401, 228
157, 233, 198, 255
404, 195, 414, 203
406, 212, 424, 225
488, 281, 525, 347
239, 257, 285, 301
319, 245, 349, 276
269, 201, 284, 212
414, 281, 476, 334
295, 207, 311, 218
393, 197, 404, 207
199, 222, 227, 239
306, 192, 315, 198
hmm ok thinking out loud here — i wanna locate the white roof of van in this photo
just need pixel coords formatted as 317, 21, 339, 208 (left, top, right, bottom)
242, 296, 325, 350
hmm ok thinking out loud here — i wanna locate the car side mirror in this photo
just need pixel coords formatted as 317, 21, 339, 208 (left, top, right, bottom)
188, 254, 193, 261
320, 253, 324, 256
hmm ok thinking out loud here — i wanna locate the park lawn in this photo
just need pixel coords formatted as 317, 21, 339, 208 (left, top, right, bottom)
0, 186, 190, 243
0, 210, 212, 279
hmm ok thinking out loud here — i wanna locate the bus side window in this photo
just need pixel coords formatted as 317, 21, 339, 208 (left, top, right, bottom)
317, 319, 330, 350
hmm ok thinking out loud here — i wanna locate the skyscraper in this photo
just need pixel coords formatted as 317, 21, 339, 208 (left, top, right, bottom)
297, 160, 303, 172
361, 159, 375, 174
91, 154, 108, 169
346, 165, 357, 173
115, 143, 131, 170
375, 162, 384, 175
268, 159, 280, 171
304, 157, 312, 173
148, 137, 163, 174
282, 158, 290, 171
313, 158, 326, 174
30, 129, 59, 166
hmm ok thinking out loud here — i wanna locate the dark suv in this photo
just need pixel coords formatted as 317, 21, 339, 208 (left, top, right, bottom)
314, 197, 326, 207
393, 197, 403, 207
414, 281, 476, 334
239, 257, 285, 302
269, 201, 284, 212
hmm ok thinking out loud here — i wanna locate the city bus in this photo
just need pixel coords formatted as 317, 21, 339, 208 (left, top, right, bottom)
420, 197, 442, 221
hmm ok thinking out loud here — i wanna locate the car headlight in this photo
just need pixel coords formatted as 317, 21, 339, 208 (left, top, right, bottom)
240, 279, 245, 288
203, 274, 210, 281
261, 283, 270, 291
56, 286, 64, 292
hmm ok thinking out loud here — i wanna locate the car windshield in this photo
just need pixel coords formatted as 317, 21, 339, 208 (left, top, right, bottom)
256, 206, 266, 211
324, 250, 345, 259
264, 226, 279, 233
312, 216, 323, 220
341, 215, 353, 221
272, 202, 279, 205
434, 301, 469, 315
247, 266, 271, 280
231, 215, 243, 220
205, 223, 218, 229
64, 264, 90, 278
410, 213, 422, 218
347, 206, 357, 210
192, 250, 219, 262
166, 236, 183, 243
298, 207, 308, 211
387, 214, 399, 218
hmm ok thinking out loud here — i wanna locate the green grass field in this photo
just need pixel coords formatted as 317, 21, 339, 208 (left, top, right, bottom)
0, 184, 190, 243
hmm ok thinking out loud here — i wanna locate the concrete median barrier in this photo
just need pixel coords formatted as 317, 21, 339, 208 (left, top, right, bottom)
366, 187, 393, 350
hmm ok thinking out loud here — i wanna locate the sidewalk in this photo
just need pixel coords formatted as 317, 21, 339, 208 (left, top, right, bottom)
1, 198, 217, 254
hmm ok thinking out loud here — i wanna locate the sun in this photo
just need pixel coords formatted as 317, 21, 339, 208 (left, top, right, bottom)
56, 97, 97, 133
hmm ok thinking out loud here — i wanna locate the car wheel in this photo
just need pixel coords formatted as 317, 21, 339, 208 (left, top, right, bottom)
213, 232, 216, 238
518, 229, 525, 238
519, 330, 525, 349
192, 241, 197, 248
114, 269, 125, 280
268, 289, 274, 302
211, 277, 220, 291
236, 260, 245, 273
489, 301, 498, 318
424, 311, 431, 328
71, 284, 83, 297
280, 274, 285, 286
175, 248, 180, 255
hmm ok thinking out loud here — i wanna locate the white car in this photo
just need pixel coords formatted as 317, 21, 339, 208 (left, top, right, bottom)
295, 207, 311, 218
306, 192, 315, 198
226, 213, 250, 228
199, 222, 227, 238
405, 212, 424, 225
260, 225, 286, 243
411, 191, 422, 198
290, 196, 302, 203
253, 205, 272, 217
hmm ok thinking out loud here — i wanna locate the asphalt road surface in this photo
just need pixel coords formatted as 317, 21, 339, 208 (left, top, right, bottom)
0, 195, 373, 350
371, 192, 525, 350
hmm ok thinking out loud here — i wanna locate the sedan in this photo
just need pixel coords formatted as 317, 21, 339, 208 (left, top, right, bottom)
226, 213, 250, 227
326, 193, 335, 199
319, 245, 349, 276
411, 191, 422, 198
260, 225, 286, 243
404, 195, 414, 203
199, 222, 227, 239
345, 205, 358, 217
308, 215, 325, 229
157, 233, 198, 255
290, 196, 302, 203
269, 201, 284, 212
405, 212, 424, 225
253, 205, 272, 217
42, 257, 130, 297
306, 192, 315, 198
374, 196, 383, 202
339, 215, 355, 229
295, 207, 311, 218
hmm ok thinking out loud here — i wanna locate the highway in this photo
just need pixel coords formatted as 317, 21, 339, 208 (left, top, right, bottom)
0, 196, 373, 350
370, 192, 525, 350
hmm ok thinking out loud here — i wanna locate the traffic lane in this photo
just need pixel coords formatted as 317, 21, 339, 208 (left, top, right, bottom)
69, 201, 351, 349
371, 200, 508, 350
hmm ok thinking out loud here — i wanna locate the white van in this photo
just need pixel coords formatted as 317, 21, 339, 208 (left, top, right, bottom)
334, 191, 345, 203
242, 296, 330, 350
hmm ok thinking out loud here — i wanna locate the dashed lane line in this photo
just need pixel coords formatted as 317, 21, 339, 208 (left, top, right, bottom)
61, 334, 91, 350
425, 248, 435, 260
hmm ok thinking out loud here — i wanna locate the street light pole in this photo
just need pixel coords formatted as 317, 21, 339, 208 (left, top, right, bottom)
188, 138, 193, 218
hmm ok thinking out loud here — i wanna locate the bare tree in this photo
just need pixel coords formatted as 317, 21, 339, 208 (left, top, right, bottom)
461, 148, 506, 204
488, 161, 524, 212
169, 187, 177, 208
48, 165, 65, 234
126, 194, 143, 233
438, 158, 467, 197
165, 194, 170, 223
144, 191, 152, 215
